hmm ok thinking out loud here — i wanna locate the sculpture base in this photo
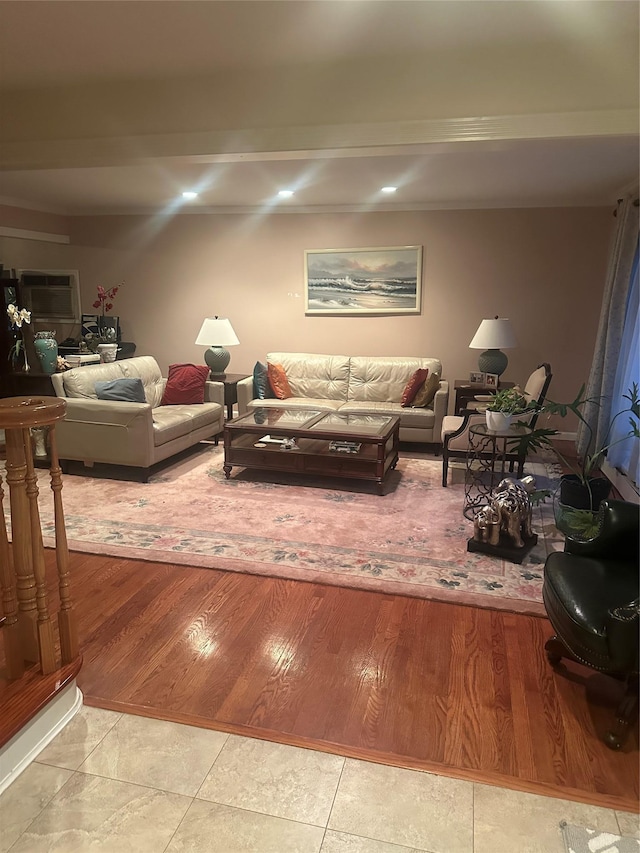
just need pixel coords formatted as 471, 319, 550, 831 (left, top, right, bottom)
467, 532, 538, 564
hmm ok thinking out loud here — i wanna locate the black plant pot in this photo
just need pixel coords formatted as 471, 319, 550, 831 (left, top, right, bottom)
559, 474, 611, 511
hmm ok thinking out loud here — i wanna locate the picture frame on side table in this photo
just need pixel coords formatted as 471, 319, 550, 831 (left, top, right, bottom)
304, 246, 422, 315
485, 373, 499, 388
469, 371, 486, 385
82, 314, 121, 341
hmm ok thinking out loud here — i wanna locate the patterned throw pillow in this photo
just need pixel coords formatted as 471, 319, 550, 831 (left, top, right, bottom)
95, 377, 146, 403
401, 368, 430, 407
161, 363, 210, 405
412, 372, 441, 408
267, 362, 293, 399
253, 361, 276, 399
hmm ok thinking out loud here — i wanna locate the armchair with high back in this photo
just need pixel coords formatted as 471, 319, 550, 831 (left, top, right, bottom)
542, 499, 639, 749
440, 362, 552, 487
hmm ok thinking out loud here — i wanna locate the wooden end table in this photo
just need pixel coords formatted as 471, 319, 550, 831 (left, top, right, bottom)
454, 379, 514, 414
216, 373, 250, 420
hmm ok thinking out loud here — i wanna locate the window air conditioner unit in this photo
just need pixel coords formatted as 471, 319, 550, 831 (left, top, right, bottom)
19, 270, 81, 323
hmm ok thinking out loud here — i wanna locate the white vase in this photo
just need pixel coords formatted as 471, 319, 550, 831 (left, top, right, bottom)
486, 410, 513, 432
97, 343, 118, 363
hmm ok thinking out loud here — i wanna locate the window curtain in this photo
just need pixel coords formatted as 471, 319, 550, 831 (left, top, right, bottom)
607, 242, 639, 483
577, 194, 639, 462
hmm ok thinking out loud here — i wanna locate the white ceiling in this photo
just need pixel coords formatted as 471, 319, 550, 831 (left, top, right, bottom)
0, 1, 638, 216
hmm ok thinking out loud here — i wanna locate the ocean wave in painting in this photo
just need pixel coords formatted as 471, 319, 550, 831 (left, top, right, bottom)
307, 275, 417, 310
308, 275, 417, 295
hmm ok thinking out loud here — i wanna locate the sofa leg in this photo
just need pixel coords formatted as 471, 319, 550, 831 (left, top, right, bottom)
442, 454, 448, 487
604, 675, 639, 750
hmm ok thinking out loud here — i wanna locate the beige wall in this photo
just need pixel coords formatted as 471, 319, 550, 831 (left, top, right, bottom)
0, 207, 613, 418
0, 204, 70, 235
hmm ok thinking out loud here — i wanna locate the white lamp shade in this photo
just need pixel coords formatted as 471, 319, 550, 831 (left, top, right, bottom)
195, 317, 239, 347
469, 318, 517, 350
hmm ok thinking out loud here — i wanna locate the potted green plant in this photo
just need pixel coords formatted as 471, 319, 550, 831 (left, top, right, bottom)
510, 382, 640, 538
485, 387, 531, 431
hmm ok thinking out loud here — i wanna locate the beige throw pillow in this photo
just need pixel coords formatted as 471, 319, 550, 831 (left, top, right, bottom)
412, 372, 440, 407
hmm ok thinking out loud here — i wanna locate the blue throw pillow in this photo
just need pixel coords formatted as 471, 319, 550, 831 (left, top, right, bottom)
253, 361, 275, 400
95, 377, 146, 403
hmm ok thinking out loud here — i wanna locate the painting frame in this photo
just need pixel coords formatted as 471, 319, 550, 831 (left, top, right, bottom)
304, 246, 422, 315
469, 371, 486, 385
485, 372, 499, 388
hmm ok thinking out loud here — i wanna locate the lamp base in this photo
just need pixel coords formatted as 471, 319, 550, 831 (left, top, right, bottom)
478, 349, 508, 377
204, 346, 231, 376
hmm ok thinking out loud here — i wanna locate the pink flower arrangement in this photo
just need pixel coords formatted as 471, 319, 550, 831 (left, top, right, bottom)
92, 283, 123, 316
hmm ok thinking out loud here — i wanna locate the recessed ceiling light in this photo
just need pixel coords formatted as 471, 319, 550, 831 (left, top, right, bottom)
182, 191, 198, 200
381, 186, 397, 193
278, 190, 294, 198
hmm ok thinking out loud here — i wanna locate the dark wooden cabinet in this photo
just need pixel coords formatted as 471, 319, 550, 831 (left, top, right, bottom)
1, 277, 21, 378
0, 371, 56, 398
1, 278, 43, 398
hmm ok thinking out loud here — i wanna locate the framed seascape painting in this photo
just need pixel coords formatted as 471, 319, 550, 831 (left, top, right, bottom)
304, 246, 422, 315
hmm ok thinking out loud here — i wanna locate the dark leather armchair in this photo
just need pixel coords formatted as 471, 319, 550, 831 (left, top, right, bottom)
542, 499, 639, 749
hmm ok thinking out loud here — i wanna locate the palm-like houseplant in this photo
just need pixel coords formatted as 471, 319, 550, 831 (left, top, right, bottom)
510, 382, 640, 538
545, 382, 639, 508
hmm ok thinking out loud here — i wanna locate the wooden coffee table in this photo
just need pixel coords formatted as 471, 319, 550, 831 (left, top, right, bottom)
223, 407, 400, 494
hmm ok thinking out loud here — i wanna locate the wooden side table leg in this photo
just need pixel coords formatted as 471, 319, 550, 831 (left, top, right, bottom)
23, 428, 57, 675
4, 427, 38, 663
0, 471, 24, 678
49, 428, 78, 664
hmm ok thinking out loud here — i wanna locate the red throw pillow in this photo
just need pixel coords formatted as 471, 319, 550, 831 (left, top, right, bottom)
161, 363, 210, 405
267, 362, 293, 399
401, 368, 429, 407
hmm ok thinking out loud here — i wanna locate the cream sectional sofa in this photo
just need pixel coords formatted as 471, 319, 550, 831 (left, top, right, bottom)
50, 355, 224, 479
237, 352, 449, 445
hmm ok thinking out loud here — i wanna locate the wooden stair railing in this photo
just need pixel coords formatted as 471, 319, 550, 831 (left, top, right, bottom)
0, 396, 79, 680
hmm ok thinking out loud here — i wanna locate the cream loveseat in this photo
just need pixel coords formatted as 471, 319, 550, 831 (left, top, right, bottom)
50, 356, 224, 479
237, 353, 449, 445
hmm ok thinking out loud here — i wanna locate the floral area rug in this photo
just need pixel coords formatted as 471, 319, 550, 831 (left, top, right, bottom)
4, 446, 564, 615
560, 821, 640, 853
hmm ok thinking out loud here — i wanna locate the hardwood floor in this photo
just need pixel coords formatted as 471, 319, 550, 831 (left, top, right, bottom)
8, 548, 635, 813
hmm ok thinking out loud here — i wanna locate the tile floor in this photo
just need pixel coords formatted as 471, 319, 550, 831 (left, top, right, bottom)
1, 705, 638, 853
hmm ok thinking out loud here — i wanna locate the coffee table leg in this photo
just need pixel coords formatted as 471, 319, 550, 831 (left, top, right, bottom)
223, 464, 232, 479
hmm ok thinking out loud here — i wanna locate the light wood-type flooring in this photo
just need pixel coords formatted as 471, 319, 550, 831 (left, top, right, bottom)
4, 548, 635, 814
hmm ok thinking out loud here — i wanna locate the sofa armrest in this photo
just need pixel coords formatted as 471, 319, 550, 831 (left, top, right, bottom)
431, 380, 449, 442
237, 376, 255, 415
204, 380, 225, 407
55, 398, 155, 467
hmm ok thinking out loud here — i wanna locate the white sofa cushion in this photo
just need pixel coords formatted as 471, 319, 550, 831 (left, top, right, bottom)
60, 355, 165, 408
339, 400, 435, 428
247, 397, 343, 413
347, 357, 442, 403
152, 403, 222, 446
266, 352, 350, 402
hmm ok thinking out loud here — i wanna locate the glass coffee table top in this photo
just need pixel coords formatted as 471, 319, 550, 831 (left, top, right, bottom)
231, 408, 396, 437
306, 412, 395, 437
233, 408, 323, 430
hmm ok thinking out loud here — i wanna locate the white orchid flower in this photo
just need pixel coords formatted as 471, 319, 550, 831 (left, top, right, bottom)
6, 304, 31, 328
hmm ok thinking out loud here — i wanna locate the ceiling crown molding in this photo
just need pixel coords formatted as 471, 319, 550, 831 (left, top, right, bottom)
0, 109, 636, 172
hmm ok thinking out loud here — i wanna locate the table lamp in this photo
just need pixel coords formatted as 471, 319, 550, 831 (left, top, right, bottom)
195, 316, 239, 378
469, 316, 517, 377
